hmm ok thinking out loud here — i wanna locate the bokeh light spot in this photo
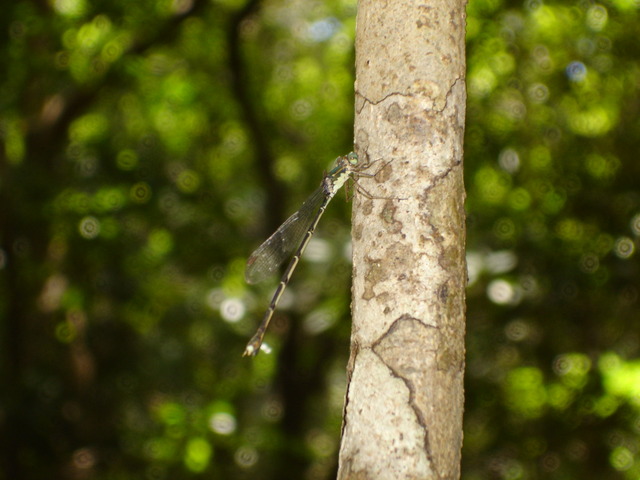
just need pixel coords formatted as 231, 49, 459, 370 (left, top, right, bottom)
504, 319, 531, 342
208, 412, 237, 435
261, 398, 283, 421
130, 182, 152, 203
117, 150, 138, 170
485, 250, 518, 274
70, 113, 109, 143
508, 187, 531, 210
78, 216, 100, 239
631, 213, 640, 236
177, 169, 201, 193
566, 61, 587, 82
55, 321, 77, 343
53, 0, 87, 18
493, 218, 516, 240
610, 446, 633, 472
183, 437, 212, 473
527, 82, 549, 103
586, 4, 608, 31
553, 353, 591, 389
72, 447, 96, 469
234, 446, 258, 469
304, 309, 335, 334
487, 279, 520, 305
220, 298, 245, 323
579, 253, 600, 273
498, 148, 520, 173
307, 17, 340, 42
614, 237, 635, 259
504, 367, 546, 418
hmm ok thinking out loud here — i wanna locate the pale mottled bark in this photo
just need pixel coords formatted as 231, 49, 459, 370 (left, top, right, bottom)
338, 0, 467, 479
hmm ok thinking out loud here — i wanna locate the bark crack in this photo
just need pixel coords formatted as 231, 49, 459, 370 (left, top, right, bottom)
417, 151, 462, 207
340, 341, 360, 441
371, 315, 439, 477
355, 74, 465, 115
441, 76, 465, 114
355, 90, 411, 113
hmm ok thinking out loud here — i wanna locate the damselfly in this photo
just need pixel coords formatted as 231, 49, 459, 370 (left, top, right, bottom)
243, 152, 368, 356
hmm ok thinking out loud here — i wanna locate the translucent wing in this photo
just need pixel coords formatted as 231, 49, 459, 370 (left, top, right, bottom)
245, 187, 325, 284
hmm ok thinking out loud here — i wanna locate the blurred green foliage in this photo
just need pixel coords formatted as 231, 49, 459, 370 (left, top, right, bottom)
465, 0, 640, 478
0, 0, 639, 479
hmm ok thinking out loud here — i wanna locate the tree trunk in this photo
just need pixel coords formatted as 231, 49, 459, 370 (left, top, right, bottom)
338, 0, 467, 478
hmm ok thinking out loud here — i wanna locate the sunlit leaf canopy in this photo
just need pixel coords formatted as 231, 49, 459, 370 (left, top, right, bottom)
0, 0, 638, 479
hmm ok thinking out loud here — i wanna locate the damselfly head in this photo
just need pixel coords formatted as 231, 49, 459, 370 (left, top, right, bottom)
346, 152, 358, 165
